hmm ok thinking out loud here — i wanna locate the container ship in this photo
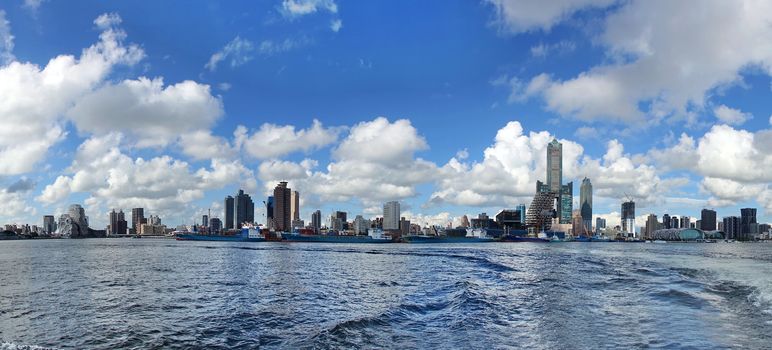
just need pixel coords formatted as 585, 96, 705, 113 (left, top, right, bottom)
175, 226, 266, 242
280, 228, 396, 243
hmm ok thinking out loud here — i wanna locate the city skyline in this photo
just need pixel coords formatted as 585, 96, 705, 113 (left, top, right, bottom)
1, 1, 772, 229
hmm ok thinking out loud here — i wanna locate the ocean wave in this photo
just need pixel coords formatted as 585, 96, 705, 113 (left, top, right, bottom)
0, 341, 53, 350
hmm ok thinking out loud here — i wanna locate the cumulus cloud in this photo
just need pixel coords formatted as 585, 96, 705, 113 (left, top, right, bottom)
505, 1, 772, 125
242, 119, 341, 159
0, 188, 35, 221
0, 13, 143, 175
6, 177, 35, 193
713, 104, 752, 125
37, 133, 256, 226
485, 0, 616, 34
67, 77, 223, 148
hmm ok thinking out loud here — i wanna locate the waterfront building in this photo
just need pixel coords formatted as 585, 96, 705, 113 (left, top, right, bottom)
234, 189, 255, 229
291, 191, 300, 221
209, 218, 222, 233
202, 215, 208, 227
335, 211, 348, 230
354, 215, 369, 235
273, 182, 292, 232
516, 204, 526, 224
224, 196, 234, 229
559, 182, 573, 224
400, 217, 410, 236
495, 209, 523, 229
645, 214, 658, 239
580, 178, 592, 233
330, 215, 344, 231
472, 213, 496, 229
621, 201, 635, 237
57, 204, 90, 237
651, 228, 724, 241
383, 201, 400, 231
572, 210, 585, 236
266, 196, 274, 227
596, 217, 606, 232
108, 209, 127, 235
662, 214, 671, 229
43, 215, 56, 234
670, 216, 679, 229
680, 216, 690, 228
311, 210, 322, 233
526, 191, 555, 233
149, 215, 161, 226
701, 209, 717, 231
131, 208, 146, 234
740, 208, 757, 241
139, 223, 165, 235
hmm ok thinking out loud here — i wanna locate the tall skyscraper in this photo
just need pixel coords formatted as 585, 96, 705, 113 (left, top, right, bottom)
131, 208, 145, 234
266, 196, 274, 227
202, 214, 209, 227
701, 209, 717, 231
579, 178, 592, 233
43, 215, 56, 234
680, 216, 690, 228
234, 189, 255, 229
547, 139, 562, 192
311, 210, 321, 233
621, 201, 635, 236
740, 208, 757, 241
291, 191, 300, 221
559, 182, 573, 224
273, 182, 292, 232
645, 214, 658, 239
723, 216, 741, 240
210, 218, 222, 232
109, 209, 127, 235
383, 201, 400, 230
662, 214, 671, 229
516, 204, 526, 224
224, 196, 234, 229
670, 216, 679, 229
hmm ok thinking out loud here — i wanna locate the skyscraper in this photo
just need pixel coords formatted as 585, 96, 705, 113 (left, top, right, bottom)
335, 211, 348, 230
662, 214, 671, 229
109, 209, 127, 235
266, 196, 274, 227
273, 182, 291, 232
131, 208, 145, 234
210, 218, 222, 232
234, 189, 255, 229
224, 196, 234, 229
595, 217, 606, 232
740, 208, 757, 241
43, 215, 56, 234
680, 216, 690, 228
621, 201, 635, 236
516, 204, 526, 224
580, 178, 592, 233
645, 214, 658, 239
383, 201, 400, 231
202, 214, 209, 227
311, 210, 321, 233
559, 182, 573, 224
291, 191, 300, 221
547, 139, 562, 192
670, 216, 679, 229
723, 216, 741, 240
701, 209, 717, 231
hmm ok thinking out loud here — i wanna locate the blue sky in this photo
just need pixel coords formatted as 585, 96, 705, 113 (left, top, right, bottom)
1, 0, 771, 229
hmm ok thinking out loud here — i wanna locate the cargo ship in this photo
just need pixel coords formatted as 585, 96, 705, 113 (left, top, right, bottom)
401, 228, 496, 243
280, 229, 395, 243
175, 226, 266, 242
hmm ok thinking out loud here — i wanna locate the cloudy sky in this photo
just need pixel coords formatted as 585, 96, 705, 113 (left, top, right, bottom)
1, 0, 771, 229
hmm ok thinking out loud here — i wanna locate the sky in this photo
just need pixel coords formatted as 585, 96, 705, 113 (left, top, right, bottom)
1, 0, 771, 230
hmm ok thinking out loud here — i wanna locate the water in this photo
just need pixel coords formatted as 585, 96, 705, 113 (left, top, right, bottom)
1, 240, 771, 349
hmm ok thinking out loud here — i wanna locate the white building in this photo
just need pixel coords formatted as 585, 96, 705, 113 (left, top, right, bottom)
353, 215, 370, 235
383, 201, 400, 231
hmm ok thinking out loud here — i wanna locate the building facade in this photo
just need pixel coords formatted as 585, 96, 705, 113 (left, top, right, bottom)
234, 189, 255, 229
311, 210, 321, 233
131, 208, 145, 234
273, 182, 292, 232
224, 196, 234, 230
580, 177, 592, 233
621, 201, 635, 236
547, 139, 562, 192
291, 191, 300, 221
701, 209, 717, 231
383, 201, 400, 231
740, 208, 757, 241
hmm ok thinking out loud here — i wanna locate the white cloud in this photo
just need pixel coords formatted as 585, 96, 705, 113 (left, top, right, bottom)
485, 0, 616, 34
330, 19, 342, 32
333, 117, 428, 165
0, 13, 143, 175
178, 130, 237, 161
205, 36, 254, 71
0, 188, 35, 222
22, 0, 44, 11
713, 104, 752, 125
530, 41, 576, 58
281, 0, 338, 17
507, 1, 772, 124
242, 119, 341, 159
0, 10, 14, 64
67, 77, 223, 148
574, 126, 597, 139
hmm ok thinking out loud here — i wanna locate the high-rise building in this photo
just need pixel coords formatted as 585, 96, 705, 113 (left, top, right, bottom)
383, 201, 400, 231
595, 217, 606, 232
108, 209, 127, 235
580, 178, 592, 233
670, 216, 679, 229
460, 215, 470, 228
526, 191, 555, 233
210, 218, 222, 233
662, 214, 671, 229
400, 217, 410, 236
547, 139, 562, 192
266, 196, 274, 227
621, 201, 635, 236
645, 214, 658, 239
330, 215, 344, 231
273, 182, 292, 232
680, 216, 690, 228
335, 211, 348, 230
149, 215, 161, 226
740, 208, 757, 241
234, 189, 255, 229
311, 210, 321, 233
516, 204, 526, 224
43, 215, 56, 234
701, 209, 717, 231
224, 196, 234, 229
202, 214, 209, 227
57, 204, 90, 237
723, 216, 741, 240
559, 182, 573, 224
131, 208, 145, 234
354, 215, 369, 235
571, 210, 584, 236
291, 191, 300, 221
